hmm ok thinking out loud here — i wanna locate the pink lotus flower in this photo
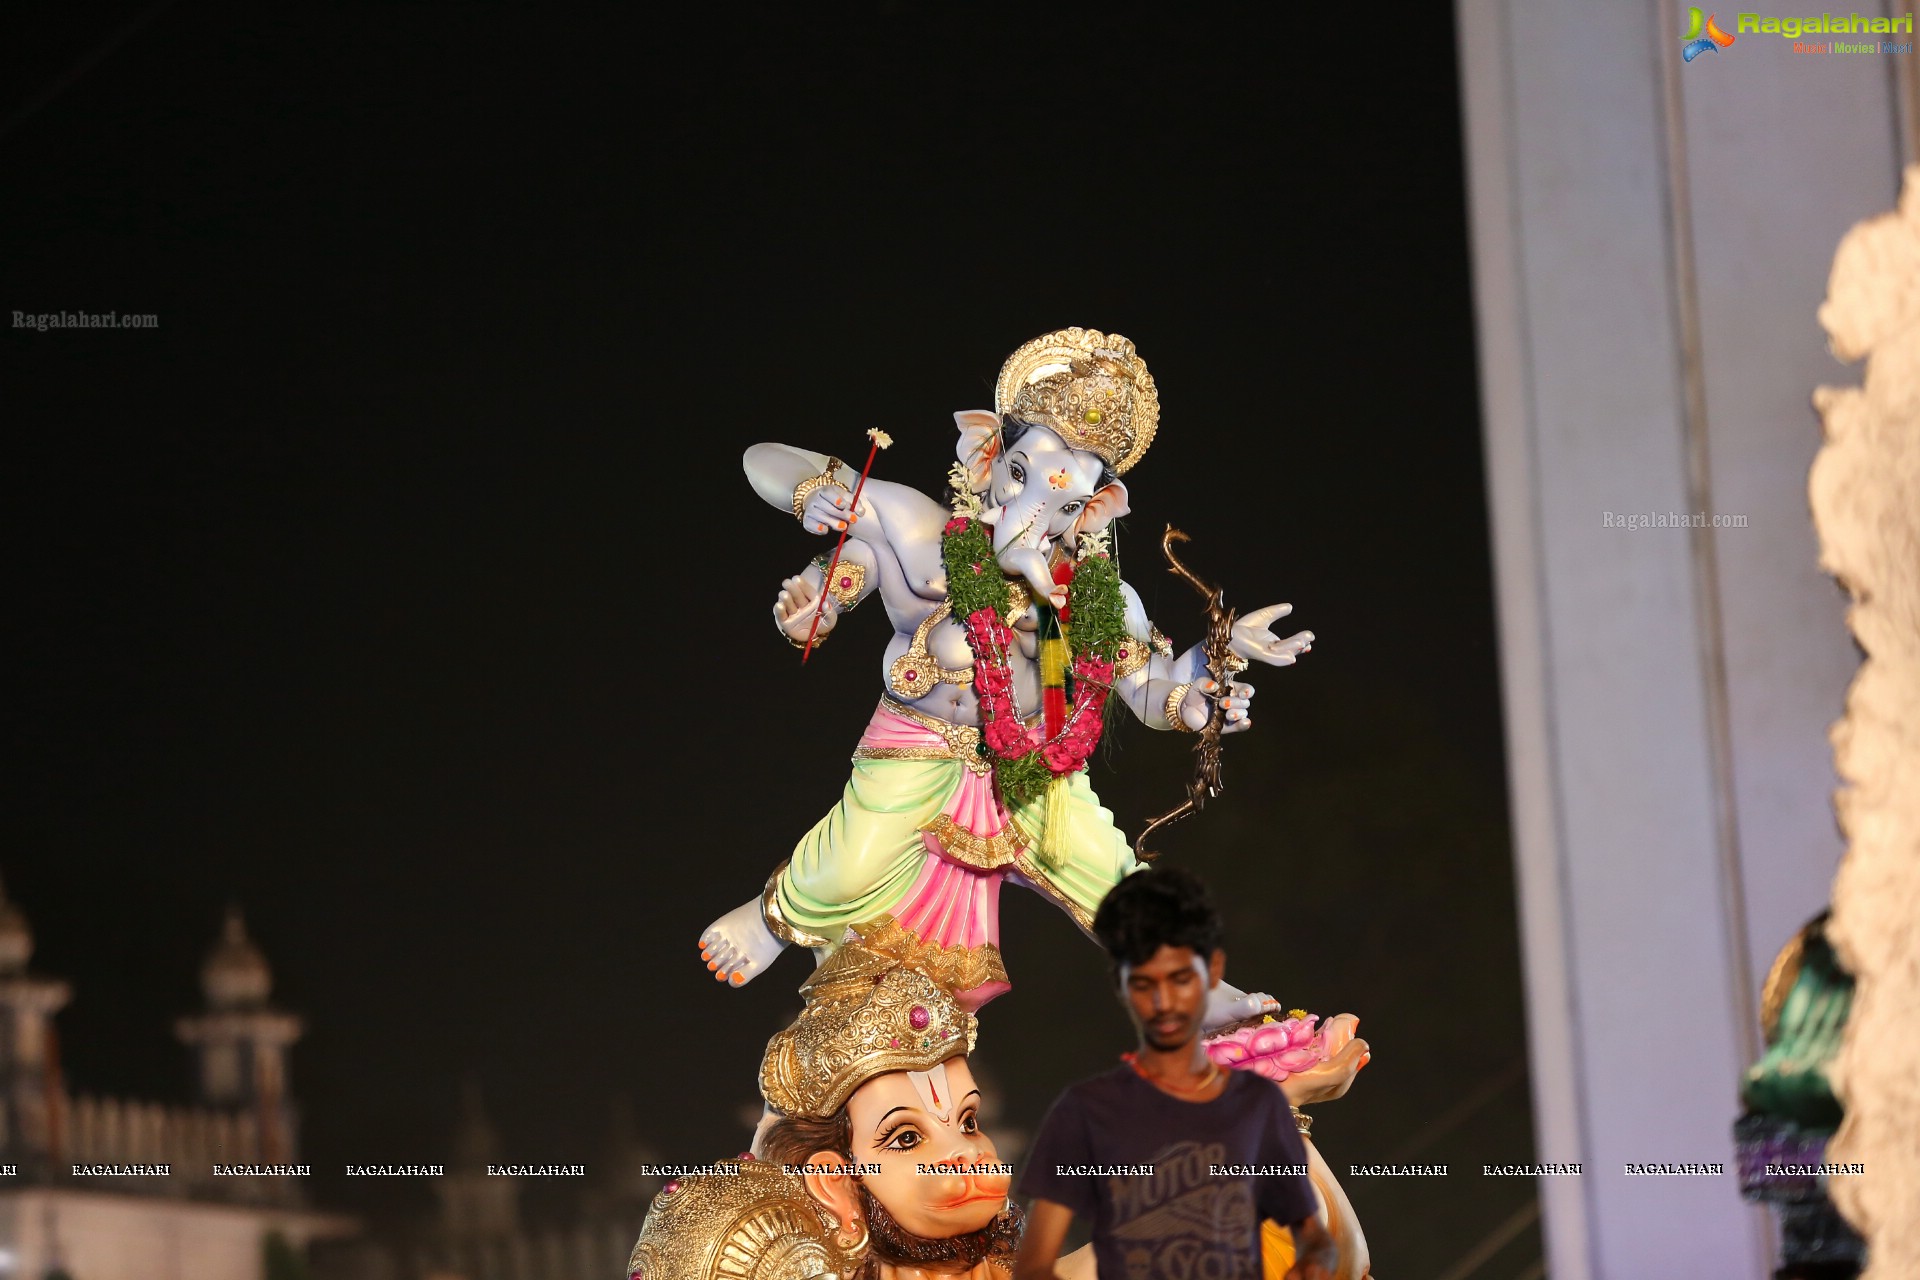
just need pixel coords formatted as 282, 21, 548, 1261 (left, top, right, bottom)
1205, 1015, 1329, 1082
943, 517, 971, 536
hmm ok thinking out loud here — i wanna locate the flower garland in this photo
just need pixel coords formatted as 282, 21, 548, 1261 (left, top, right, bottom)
941, 512, 1128, 806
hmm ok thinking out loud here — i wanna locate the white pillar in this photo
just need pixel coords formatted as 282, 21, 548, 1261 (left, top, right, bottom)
1455, 2, 1898, 1275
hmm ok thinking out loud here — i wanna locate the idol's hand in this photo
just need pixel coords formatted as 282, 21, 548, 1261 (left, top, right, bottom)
1231, 603, 1313, 666
775, 574, 838, 642
800, 487, 873, 538
1280, 1033, 1371, 1107
1178, 678, 1255, 734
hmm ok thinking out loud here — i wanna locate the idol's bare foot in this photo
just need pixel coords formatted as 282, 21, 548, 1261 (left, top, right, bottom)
698, 897, 787, 987
1205, 981, 1280, 1032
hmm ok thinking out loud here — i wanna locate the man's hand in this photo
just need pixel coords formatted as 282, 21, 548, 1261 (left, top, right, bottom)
1285, 1215, 1339, 1280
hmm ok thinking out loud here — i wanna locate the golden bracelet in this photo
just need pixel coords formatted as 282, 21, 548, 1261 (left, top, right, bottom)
779, 616, 828, 650
1164, 681, 1197, 732
791, 457, 847, 526
1291, 1106, 1313, 1136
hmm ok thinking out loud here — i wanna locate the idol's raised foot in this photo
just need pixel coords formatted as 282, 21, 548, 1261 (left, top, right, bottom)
1204, 980, 1280, 1032
698, 896, 787, 987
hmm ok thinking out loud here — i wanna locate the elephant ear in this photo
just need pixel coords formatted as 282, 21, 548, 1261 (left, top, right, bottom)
954, 410, 1002, 494
1070, 480, 1131, 546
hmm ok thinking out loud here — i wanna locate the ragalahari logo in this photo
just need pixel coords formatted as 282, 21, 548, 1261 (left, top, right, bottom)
1683, 9, 1738, 61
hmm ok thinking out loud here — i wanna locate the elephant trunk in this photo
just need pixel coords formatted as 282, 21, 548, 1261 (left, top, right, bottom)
980, 502, 1058, 601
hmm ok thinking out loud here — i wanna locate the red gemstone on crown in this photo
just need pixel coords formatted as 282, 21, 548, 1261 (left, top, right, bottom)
908, 1005, 930, 1030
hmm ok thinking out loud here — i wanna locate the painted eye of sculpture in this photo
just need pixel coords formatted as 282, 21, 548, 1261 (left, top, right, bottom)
881, 1125, 923, 1151
1061, 501, 1083, 515
959, 1109, 979, 1135
1008, 461, 1025, 483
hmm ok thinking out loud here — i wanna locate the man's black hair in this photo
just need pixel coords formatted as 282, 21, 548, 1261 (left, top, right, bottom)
1091, 865, 1226, 971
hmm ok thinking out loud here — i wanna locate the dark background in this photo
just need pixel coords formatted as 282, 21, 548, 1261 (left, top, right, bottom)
6, 2, 1538, 1273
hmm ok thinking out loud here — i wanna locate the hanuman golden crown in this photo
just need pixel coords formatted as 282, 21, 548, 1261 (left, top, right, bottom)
760, 941, 977, 1119
994, 327, 1159, 475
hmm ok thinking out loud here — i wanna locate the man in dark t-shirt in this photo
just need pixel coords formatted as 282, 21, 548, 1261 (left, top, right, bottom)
1014, 867, 1336, 1280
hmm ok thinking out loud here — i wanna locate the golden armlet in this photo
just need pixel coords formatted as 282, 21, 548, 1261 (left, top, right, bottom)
1164, 681, 1197, 732
791, 457, 847, 525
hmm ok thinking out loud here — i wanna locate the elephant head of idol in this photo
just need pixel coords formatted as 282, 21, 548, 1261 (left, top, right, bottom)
953, 327, 1158, 602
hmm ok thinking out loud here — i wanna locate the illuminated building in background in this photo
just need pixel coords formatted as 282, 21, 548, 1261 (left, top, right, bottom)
0, 879, 355, 1280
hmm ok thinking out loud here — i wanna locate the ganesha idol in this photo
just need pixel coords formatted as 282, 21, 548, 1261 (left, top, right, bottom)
699, 327, 1315, 1023
629, 942, 1089, 1280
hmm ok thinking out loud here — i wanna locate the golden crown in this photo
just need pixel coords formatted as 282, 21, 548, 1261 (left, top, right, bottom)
994, 327, 1159, 475
628, 1159, 855, 1280
760, 941, 978, 1119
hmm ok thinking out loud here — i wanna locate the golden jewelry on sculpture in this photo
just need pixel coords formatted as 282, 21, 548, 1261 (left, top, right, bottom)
791, 456, 848, 525
917, 814, 1025, 868
1164, 681, 1196, 731
1291, 1105, 1314, 1136
886, 584, 1032, 702
888, 601, 973, 699
779, 619, 825, 650
995, 328, 1159, 475
760, 940, 978, 1119
627, 1158, 858, 1280
850, 916, 1009, 995
1111, 635, 1151, 681
834, 1217, 870, 1259
813, 555, 866, 609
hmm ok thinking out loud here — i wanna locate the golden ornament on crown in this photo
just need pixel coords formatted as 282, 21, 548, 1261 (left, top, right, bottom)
627, 1158, 860, 1280
760, 941, 978, 1119
994, 327, 1160, 475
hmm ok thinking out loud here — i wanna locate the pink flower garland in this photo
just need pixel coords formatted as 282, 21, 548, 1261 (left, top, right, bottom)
961, 607, 1114, 778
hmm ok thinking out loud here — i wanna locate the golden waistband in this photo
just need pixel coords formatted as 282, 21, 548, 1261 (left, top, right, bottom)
853, 696, 994, 776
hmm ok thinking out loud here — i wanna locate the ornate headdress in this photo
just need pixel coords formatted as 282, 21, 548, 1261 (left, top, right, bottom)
760, 941, 978, 1119
994, 327, 1159, 475
627, 1159, 858, 1280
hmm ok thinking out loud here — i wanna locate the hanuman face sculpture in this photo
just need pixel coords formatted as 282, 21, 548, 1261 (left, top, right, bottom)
628, 945, 1021, 1279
